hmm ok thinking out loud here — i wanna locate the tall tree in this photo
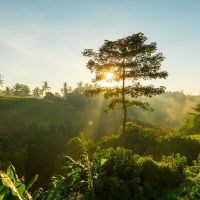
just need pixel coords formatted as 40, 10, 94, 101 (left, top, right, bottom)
61, 82, 71, 97
42, 81, 50, 96
83, 33, 168, 134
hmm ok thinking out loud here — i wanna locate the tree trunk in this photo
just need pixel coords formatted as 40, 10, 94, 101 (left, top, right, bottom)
122, 66, 127, 135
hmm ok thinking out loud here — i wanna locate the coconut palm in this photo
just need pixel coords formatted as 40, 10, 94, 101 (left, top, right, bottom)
42, 81, 50, 96
20, 84, 30, 96
61, 82, 71, 97
4, 86, 12, 96
13, 83, 21, 96
12, 83, 30, 96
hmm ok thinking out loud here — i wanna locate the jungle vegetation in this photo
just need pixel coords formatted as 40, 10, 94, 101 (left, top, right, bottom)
0, 33, 200, 199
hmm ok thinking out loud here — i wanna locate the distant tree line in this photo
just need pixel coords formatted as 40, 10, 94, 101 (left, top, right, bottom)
0, 74, 92, 98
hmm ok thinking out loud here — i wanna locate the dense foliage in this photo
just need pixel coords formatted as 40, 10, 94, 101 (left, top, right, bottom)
1, 144, 200, 199
0, 91, 200, 189
0, 88, 200, 199
66, 123, 200, 163
0, 117, 200, 199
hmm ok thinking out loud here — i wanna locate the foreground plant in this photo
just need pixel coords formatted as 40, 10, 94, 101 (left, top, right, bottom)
0, 165, 39, 200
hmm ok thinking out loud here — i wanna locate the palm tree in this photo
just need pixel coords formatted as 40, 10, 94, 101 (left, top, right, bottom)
4, 86, 12, 96
12, 84, 30, 97
42, 81, 50, 96
13, 83, 21, 96
20, 84, 30, 96
61, 82, 71, 97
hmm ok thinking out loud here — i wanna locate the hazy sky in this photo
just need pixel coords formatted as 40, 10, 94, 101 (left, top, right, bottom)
0, 0, 200, 94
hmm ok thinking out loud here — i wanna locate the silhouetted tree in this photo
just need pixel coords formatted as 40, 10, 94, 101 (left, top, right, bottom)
13, 83, 21, 96
12, 83, 30, 96
33, 87, 42, 98
83, 32, 168, 134
61, 82, 71, 97
42, 81, 50, 96
75, 81, 85, 94
20, 84, 30, 96
4, 86, 12, 96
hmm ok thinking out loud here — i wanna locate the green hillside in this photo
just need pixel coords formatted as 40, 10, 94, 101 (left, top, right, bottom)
1, 92, 200, 133
0, 96, 75, 126
0, 95, 122, 137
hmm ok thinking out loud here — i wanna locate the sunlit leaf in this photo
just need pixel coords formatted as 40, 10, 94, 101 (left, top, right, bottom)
6, 165, 18, 181
100, 158, 108, 166
0, 171, 23, 200
27, 174, 39, 190
15, 182, 26, 195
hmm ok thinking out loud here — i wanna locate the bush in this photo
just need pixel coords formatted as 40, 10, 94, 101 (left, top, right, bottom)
158, 134, 200, 163
122, 123, 158, 155
93, 147, 142, 200
96, 134, 120, 149
44, 92, 63, 102
96, 124, 200, 163
177, 155, 200, 200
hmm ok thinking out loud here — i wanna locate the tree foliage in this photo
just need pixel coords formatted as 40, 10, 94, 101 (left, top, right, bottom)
12, 84, 30, 97
32, 87, 42, 98
1, 147, 199, 200
83, 33, 168, 134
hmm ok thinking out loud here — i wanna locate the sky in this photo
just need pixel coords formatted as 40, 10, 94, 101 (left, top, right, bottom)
0, 0, 200, 94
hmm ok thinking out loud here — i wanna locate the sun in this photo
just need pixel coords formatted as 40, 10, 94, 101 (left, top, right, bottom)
105, 72, 113, 80
99, 72, 116, 87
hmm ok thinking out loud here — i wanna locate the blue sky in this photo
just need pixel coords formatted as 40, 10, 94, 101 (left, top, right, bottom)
0, 0, 200, 94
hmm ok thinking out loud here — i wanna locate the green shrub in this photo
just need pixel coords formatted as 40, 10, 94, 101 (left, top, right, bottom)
176, 155, 200, 200
93, 147, 142, 200
159, 134, 200, 163
96, 134, 120, 149
122, 123, 158, 155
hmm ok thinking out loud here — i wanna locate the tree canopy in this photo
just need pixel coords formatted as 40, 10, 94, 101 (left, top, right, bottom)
83, 32, 168, 134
